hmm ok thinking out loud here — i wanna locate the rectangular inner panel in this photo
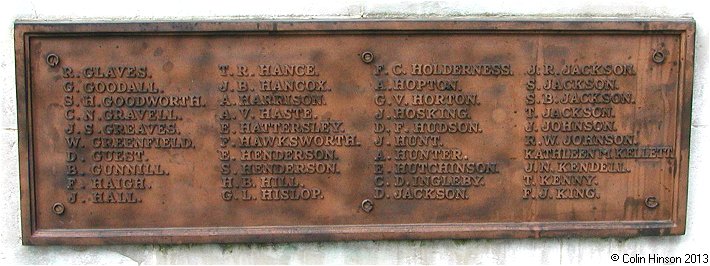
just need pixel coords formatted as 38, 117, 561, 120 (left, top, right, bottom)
15, 20, 693, 244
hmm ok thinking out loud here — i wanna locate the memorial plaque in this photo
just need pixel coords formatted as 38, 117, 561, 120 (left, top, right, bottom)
15, 20, 694, 245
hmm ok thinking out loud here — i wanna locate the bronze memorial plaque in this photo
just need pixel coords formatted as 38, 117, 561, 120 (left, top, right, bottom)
14, 20, 694, 245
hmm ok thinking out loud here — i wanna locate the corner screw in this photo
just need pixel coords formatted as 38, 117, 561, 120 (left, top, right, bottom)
645, 196, 659, 209
652, 50, 665, 64
52, 202, 65, 215
361, 51, 374, 64
46, 53, 60, 67
361, 199, 374, 213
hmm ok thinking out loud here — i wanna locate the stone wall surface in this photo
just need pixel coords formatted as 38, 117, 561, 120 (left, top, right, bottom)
1, 0, 707, 264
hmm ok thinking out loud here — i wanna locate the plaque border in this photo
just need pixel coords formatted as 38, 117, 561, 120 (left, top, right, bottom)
14, 19, 695, 245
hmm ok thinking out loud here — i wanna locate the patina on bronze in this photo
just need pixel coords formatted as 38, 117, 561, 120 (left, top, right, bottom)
14, 20, 695, 245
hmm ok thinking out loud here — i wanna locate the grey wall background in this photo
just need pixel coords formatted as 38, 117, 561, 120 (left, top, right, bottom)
1, 0, 707, 264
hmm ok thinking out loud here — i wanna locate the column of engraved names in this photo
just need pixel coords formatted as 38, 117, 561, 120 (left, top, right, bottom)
58, 63, 200, 205
217, 63, 361, 202
62, 65, 79, 206
217, 70, 255, 202
370, 62, 506, 201
522, 63, 674, 200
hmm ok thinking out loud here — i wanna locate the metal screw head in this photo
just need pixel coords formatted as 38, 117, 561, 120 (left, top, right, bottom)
645, 196, 659, 209
46, 53, 60, 67
52, 203, 65, 215
361, 51, 374, 64
652, 50, 665, 64
361, 199, 374, 213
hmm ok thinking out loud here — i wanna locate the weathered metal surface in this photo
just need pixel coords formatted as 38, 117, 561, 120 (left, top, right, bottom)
14, 20, 695, 245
